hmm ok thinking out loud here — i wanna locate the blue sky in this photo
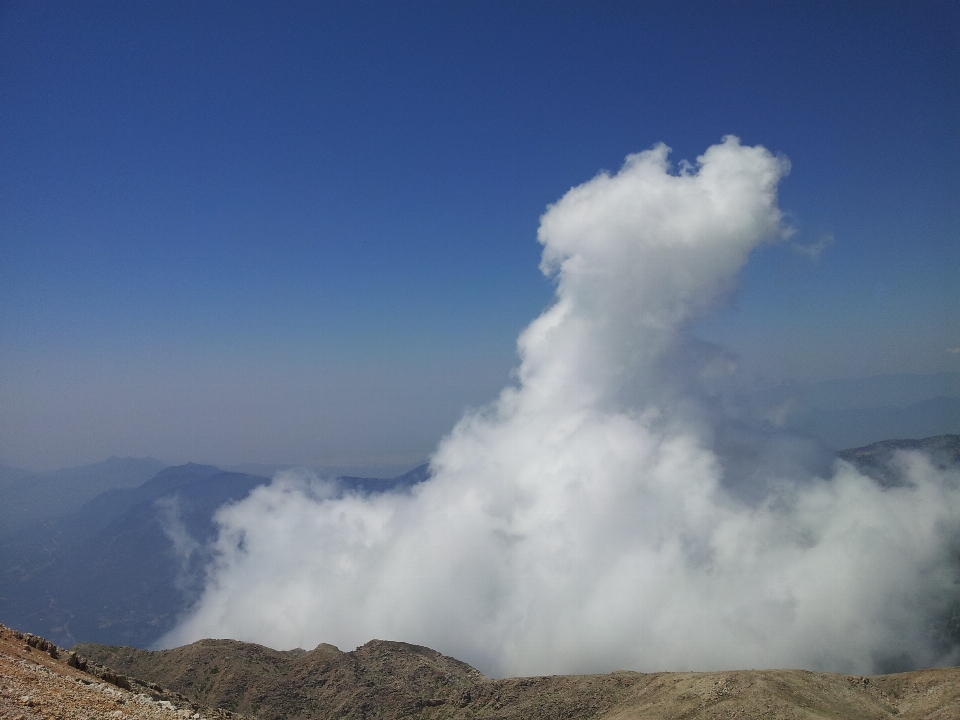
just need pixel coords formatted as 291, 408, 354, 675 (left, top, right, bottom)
1, 1, 958, 471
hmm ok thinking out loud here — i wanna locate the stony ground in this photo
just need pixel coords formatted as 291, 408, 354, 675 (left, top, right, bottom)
0, 623, 244, 719
77, 633, 960, 720
4, 619, 959, 719
596, 667, 960, 719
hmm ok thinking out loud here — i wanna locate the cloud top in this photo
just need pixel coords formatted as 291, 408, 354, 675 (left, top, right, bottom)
161, 138, 960, 678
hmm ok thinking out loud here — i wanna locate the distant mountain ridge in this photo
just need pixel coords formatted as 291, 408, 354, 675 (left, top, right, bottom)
0, 461, 429, 649
1, 438, 957, 656
838, 434, 960, 487
69, 462, 223, 540
0, 456, 167, 536
748, 371, 960, 449
790, 396, 960, 450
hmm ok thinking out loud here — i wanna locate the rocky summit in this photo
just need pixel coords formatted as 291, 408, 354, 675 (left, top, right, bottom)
74, 633, 960, 720
2, 618, 960, 718
0, 622, 245, 719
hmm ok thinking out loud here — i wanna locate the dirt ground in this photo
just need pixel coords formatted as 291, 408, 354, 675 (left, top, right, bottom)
7, 621, 960, 719
0, 623, 243, 720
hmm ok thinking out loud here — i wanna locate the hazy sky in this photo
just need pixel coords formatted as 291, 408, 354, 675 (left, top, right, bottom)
2, 1, 958, 471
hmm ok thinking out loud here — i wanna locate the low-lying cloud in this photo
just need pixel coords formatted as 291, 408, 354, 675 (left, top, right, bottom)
160, 137, 960, 677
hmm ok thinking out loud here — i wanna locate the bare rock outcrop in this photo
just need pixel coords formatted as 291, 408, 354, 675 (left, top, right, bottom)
77, 633, 960, 719
0, 622, 246, 719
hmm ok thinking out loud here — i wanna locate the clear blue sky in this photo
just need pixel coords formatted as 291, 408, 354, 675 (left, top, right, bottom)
1, 1, 957, 470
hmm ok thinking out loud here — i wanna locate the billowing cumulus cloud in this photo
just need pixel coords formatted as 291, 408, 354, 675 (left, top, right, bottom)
160, 137, 960, 677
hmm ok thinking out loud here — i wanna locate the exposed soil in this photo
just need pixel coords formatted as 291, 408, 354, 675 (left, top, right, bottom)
5, 618, 958, 719
0, 622, 245, 719
76, 634, 960, 720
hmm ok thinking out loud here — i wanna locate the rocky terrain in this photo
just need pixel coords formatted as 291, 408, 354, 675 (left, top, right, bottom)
0, 622, 245, 719
77, 634, 960, 720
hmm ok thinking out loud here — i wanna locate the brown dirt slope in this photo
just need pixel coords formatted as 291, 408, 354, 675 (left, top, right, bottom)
597, 668, 960, 719
0, 622, 245, 719
76, 636, 960, 720
74, 638, 487, 718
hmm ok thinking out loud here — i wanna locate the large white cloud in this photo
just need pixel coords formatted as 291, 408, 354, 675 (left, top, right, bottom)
161, 137, 960, 677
